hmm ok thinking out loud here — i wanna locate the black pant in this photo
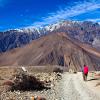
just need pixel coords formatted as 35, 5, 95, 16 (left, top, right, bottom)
83, 73, 88, 81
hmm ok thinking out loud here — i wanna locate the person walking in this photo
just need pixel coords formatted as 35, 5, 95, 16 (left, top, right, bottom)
82, 65, 89, 81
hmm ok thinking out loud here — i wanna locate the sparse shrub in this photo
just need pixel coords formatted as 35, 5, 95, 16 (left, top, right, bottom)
73, 71, 77, 74
53, 67, 63, 73
11, 72, 46, 91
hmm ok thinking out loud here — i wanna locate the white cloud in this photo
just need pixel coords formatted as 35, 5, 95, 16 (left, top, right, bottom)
86, 18, 100, 22
32, 0, 100, 27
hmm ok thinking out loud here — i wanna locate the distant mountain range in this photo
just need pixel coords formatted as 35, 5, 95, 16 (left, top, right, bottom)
0, 20, 100, 52
0, 32, 100, 71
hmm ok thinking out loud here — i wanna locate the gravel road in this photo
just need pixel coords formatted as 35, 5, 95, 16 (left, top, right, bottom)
58, 72, 100, 100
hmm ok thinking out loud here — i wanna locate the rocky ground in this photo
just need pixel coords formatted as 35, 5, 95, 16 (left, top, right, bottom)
0, 67, 100, 100
0, 67, 62, 100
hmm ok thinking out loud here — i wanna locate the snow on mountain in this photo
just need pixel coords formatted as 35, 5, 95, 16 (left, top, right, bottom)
15, 20, 79, 33
92, 36, 100, 49
0, 20, 100, 52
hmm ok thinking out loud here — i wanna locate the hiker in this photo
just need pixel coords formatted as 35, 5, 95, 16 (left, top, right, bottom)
82, 65, 89, 81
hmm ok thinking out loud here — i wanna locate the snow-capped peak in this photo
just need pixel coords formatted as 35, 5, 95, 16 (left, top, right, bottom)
8, 20, 83, 34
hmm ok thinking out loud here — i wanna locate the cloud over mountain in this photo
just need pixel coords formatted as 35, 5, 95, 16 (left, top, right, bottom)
32, 0, 100, 27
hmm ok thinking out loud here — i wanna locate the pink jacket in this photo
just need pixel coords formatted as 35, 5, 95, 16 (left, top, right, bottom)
84, 66, 88, 74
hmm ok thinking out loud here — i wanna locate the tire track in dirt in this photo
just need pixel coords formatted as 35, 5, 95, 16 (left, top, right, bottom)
58, 73, 100, 100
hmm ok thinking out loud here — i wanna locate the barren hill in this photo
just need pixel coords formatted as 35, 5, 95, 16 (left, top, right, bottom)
0, 32, 100, 71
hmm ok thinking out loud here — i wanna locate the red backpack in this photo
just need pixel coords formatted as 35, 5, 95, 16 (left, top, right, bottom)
84, 66, 88, 74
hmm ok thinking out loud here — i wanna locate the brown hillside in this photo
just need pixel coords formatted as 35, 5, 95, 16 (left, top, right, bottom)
0, 32, 100, 71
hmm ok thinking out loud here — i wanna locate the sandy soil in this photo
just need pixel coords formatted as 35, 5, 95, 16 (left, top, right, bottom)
84, 72, 100, 96
57, 72, 100, 100
76, 72, 100, 95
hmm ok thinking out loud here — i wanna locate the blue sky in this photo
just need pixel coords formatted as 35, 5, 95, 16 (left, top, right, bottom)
0, 0, 100, 31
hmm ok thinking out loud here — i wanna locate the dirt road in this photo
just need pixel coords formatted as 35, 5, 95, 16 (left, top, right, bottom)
1, 71, 100, 100
57, 73, 100, 100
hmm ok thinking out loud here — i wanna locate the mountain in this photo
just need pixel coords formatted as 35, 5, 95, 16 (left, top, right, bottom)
0, 32, 100, 71
0, 20, 100, 52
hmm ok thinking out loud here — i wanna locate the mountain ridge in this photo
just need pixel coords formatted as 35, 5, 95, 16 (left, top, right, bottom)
0, 20, 100, 52
0, 32, 99, 71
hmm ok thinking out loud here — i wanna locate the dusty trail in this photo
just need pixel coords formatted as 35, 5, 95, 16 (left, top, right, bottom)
58, 73, 100, 100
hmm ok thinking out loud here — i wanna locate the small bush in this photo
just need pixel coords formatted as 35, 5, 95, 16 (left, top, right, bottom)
53, 67, 63, 73
11, 72, 46, 91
